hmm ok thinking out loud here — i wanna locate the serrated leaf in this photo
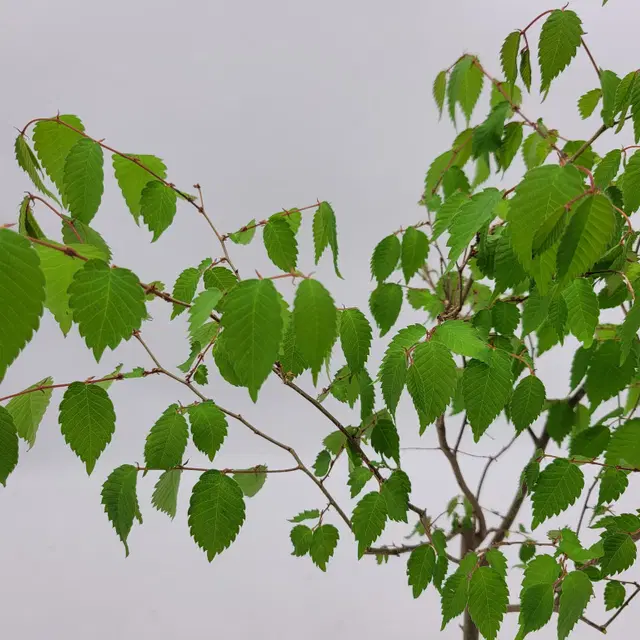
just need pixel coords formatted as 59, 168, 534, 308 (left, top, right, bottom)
606, 419, 640, 468
313, 201, 341, 277
496, 122, 524, 172
604, 581, 626, 610
578, 88, 602, 119
492, 301, 520, 335
531, 459, 584, 528
62, 138, 104, 223
563, 279, 599, 347
170, 267, 200, 319
263, 217, 298, 272
339, 308, 372, 374
407, 341, 458, 428
371, 417, 400, 464
622, 150, 640, 212
381, 470, 410, 522
433, 70, 447, 117
619, 302, 640, 364
599, 467, 629, 505
520, 48, 532, 92
468, 567, 508, 640
187, 401, 227, 461
407, 545, 436, 598
15, 134, 58, 201
586, 341, 636, 408
0, 407, 19, 486
401, 227, 429, 282
60, 217, 111, 261
447, 56, 483, 124
349, 467, 373, 498
433, 193, 466, 240
570, 425, 610, 458
310, 524, 339, 571
188, 289, 222, 339
139, 180, 177, 241
432, 319, 490, 362
290, 524, 313, 556
545, 401, 575, 445
101, 464, 139, 556
229, 220, 256, 245
188, 470, 246, 561
68, 260, 146, 361
289, 509, 321, 523
519, 582, 554, 636
510, 375, 546, 433
203, 266, 237, 296
594, 149, 621, 190
557, 571, 593, 640
59, 382, 116, 474
369, 283, 403, 337
463, 349, 513, 441
313, 450, 331, 477
5, 377, 53, 447
485, 549, 507, 576
570, 345, 593, 390
221, 279, 283, 398
352, 491, 388, 558
151, 469, 181, 519
472, 102, 511, 158
112, 154, 167, 222
371, 234, 401, 282
233, 466, 267, 497
144, 404, 189, 469
501, 31, 521, 85
538, 9, 583, 94
601, 70, 620, 125
441, 572, 470, 629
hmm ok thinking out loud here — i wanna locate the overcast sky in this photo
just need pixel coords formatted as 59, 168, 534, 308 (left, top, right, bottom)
1, 0, 639, 638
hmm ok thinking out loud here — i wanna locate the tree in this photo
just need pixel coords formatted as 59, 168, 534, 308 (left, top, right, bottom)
2, 2, 640, 638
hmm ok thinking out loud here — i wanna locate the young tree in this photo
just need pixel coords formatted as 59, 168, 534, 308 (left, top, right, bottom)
2, 2, 640, 638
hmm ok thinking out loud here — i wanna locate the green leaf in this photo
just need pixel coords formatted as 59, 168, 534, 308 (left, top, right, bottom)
523, 554, 561, 588
447, 188, 502, 266
578, 88, 602, 119
188, 289, 222, 339
371, 416, 400, 464
433, 193, 466, 240
59, 382, 116, 474
586, 341, 636, 408
401, 227, 429, 282
500, 31, 521, 85
472, 102, 511, 158
151, 469, 181, 519
313, 450, 331, 477
68, 260, 146, 361
492, 301, 520, 335
144, 404, 189, 469
369, 283, 403, 337
463, 350, 513, 441
289, 509, 321, 523
604, 581, 626, 610
203, 266, 238, 296
601, 70, 621, 125
485, 549, 507, 577
14, 135, 57, 201
5, 377, 53, 447
352, 491, 388, 558
594, 149, 621, 190
62, 138, 104, 223
381, 470, 410, 522
545, 401, 575, 445
221, 279, 283, 398
520, 48, 532, 92
228, 220, 256, 245
407, 545, 436, 598
313, 201, 341, 277
188, 470, 246, 561
441, 572, 470, 629
233, 466, 267, 497
18, 196, 45, 239
293, 279, 337, 375
60, 217, 111, 261
112, 154, 167, 222
531, 459, 584, 528
0, 230, 45, 382
570, 425, 610, 458
447, 56, 484, 124
170, 267, 200, 319
570, 345, 593, 390
468, 566, 508, 640
432, 319, 490, 362
263, 217, 298, 272
519, 583, 554, 636
600, 532, 637, 576
349, 467, 373, 498
309, 524, 339, 571
339, 308, 372, 374
425, 150, 453, 197
623, 150, 640, 212
558, 571, 593, 640
187, 401, 228, 461
0, 407, 19, 486
557, 195, 616, 284
606, 419, 640, 469
139, 180, 177, 241
496, 122, 524, 172
371, 234, 401, 282
620, 302, 640, 365
598, 467, 628, 505
290, 524, 313, 556
101, 464, 140, 556
538, 9, 583, 94
407, 341, 458, 428
510, 375, 546, 433
433, 71, 447, 117
563, 279, 599, 347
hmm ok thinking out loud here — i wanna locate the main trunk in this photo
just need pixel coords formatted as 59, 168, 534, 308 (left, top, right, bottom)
461, 529, 479, 640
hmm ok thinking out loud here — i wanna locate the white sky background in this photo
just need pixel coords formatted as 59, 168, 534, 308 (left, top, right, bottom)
1, 0, 639, 638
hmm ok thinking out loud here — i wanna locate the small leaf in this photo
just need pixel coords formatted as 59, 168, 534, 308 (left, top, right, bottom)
433, 71, 447, 117
290, 525, 313, 556
263, 217, 298, 272
339, 308, 372, 374
441, 572, 470, 629
532, 459, 584, 528
113, 154, 167, 222
0, 407, 19, 486
492, 301, 520, 335
563, 279, 599, 347
101, 464, 140, 556
407, 545, 436, 598
586, 341, 636, 408
289, 509, 321, 523
519, 582, 554, 636
594, 149, 621, 189
570, 425, 610, 458
578, 88, 602, 119
447, 56, 484, 124
371, 417, 400, 464
313, 450, 331, 477
598, 467, 628, 505
170, 267, 201, 319
151, 469, 181, 519
229, 220, 257, 245
600, 532, 637, 576
381, 470, 410, 522
139, 180, 178, 241
233, 466, 267, 497
468, 566, 508, 640
557, 571, 593, 640
485, 549, 507, 576
432, 319, 490, 362
500, 31, 521, 85
604, 581, 626, 610
187, 401, 228, 461
622, 150, 640, 212
401, 227, 429, 282
313, 201, 341, 277
309, 524, 339, 571
520, 48, 532, 92
188, 289, 222, 339
14, 135, 57, 200
369, 283, 403, 337
349, 467, 373, 498
144, 404, 189, 469
5, 377, 53, 447
352, 491, 388, 558
63, 138, 104, 223
510, 376, 546, 433
371, 234, 401, 282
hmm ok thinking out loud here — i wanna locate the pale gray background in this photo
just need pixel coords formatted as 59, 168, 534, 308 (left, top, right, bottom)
0, 0, 638, 638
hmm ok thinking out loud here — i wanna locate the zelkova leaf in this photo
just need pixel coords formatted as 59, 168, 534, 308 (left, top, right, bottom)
313, 201, 341, 277
586, 341, 636, 408
577, 88, 602, 119
557, 194, 616, 284
170, 267, 200, 318
538, 9, 583, 94
352, 491, 388, 558
520, 48, 532, 93
310, 524, 339, 571
112, 154, 167, 222
32, 115, 85, 194
289, 509, 321, 524
557, 571, 593, 640
59, 382, 116, 474
188, 471, 246, 562
619, 301, 640, 364
563, 279, 599, 347
5, 377, 53, 447
0, 407, 19, 486
401, 227, 429, 282
188, 289, 222, 339
406, 341, 458, 428
371, 416, 400, 464
63, 138, 104, 223
432, 319, 490, 362
532, 459, 584, 529
605, 420, 640, 469
594, 149, 621, 191
18, 196, 45, 239
381, 470, 410, 522
604, 581, 626, 610
233, 466, 267, 498
290, 525, 313, 557
101, 464, 140, 556
600, 70, 620, 126
151, 469, 182, 519
468, 566, 508, 640
139, 180, 178, 241
519, 583, 555, 636
68, 260, 146, 361
349, 467, 373, 498
14, 135, 58, 201
293, 279, 337, 375
263, 216, 298, 272
441, 572, 470, 630
570, 425, 610, 459
462, 349, 513, 441
187, 401, 228, 461
0, 230, 46, 382
500, 31, 520, 85
510, 375, 546, 433
447, 55, 484, 125
369, 283, 403, 337
407, 545, 436, 598
61, 217, 112, 261
221, 279, 283, 398
339, 308, 372, 374
433, 70, 447, 117
371, 234, 401, 282
144, 404, 189, 469
622, 150, 640, 213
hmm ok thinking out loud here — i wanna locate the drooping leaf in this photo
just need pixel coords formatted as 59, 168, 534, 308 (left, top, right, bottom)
187, 401, 228, 462
531, 459, 584, 528
170, 267, 200, 319
188, 470, 246, 561
228, 220, 256, 245
598, 467, 629, 505
371, 416, 400, 464
313, 201, 341, 277
339, 308, 372, 374
577, 88, 602, 119
309, 524, 339, 571
468, 566, 508, 640
203, 266, 238, 296
432, 319, 490, 362
496, 122, 524, 172
586, 341, 636, 408
263, 217, 298, 272
447, 55, 484, 124
606, 419, 640, 468
349, 466, 373, 498
0, 407, 19, 486
290, 524, 313, 557
369, 283, 403, 337
520, 48, 532, 92
233, 466, 267, 497
352, 491, 388, 558
407, 545, 436, 598
101, 464, 140, 556
570, 425, 610, 458
144, 404, 189, 469
139, 180, 178, 241
472, 102, 511, 158
441, 572, 470, 630
557, 571, 593, 640
510, 375, 546, 433
14, 134, 58, 200
63, 138, 104, 223
112, 154, 167, 222
188, 289, 222, 339
59, 382, 116, 474
371, 234, 401, 282
151, 469, 182, 519
619, 302, 640, 365
600, 70, 621, 125
492, 301, 520, 335
313, 450, 331, 477
500, 31, 521, 85
563, 279, 599, 347
381, 470, 410, 523
401, 227, 429, 282
594, 149, 621, 190
519, 582, 555, 636
433, 71, 447, 117
60, 217, 111, 261
5, 377, 53, 447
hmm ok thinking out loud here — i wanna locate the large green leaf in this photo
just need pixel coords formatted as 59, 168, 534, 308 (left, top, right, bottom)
401, 227, 429, 282
59, 382, 116, 474
5, 377, 53, 447
619, 302, 640, 364
187, 401, 228, 461
60, 217, 112, 261
112, 154, 167, 222
144, 404, 189, 469
432, 319, 490, 362
577, 88, 602, 119
557, 571, 593, 640
101, 464, 140, 556
606, 419, 640, 469
139, 180, 178, 241
586, 341, 636, 408
604, 581, 626, 611
407, 545, 436, 598
0, 407, 19, 486
598, 467, 629, 505
352, 491, 388, 558
441, 572, 470, 629
563, 279, 599, 347
221, 278, 283, 398
594, 149, 621, 189
531, 459, 584, 528
263, 217, 298, 272
68, 260, 146, 361
339, 308, 372, 374
188, 470, 246, 561
447, 56, 483, 124
371, 416, 400, 464
63, 138, 104, 223
151, 469, 182, 519
381, 470, 410, 522
468, 566, 508, 640
570, 425, 610, 458
369, 283, 403, 336
510, 375, 546, 433
371, 234, 401, 282
290, 524, 313, 557
309, 524, 339, 571
519, 583, 555, 636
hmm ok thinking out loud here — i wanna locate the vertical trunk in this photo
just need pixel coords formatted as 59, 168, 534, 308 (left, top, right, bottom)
461, 529, 479, 640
